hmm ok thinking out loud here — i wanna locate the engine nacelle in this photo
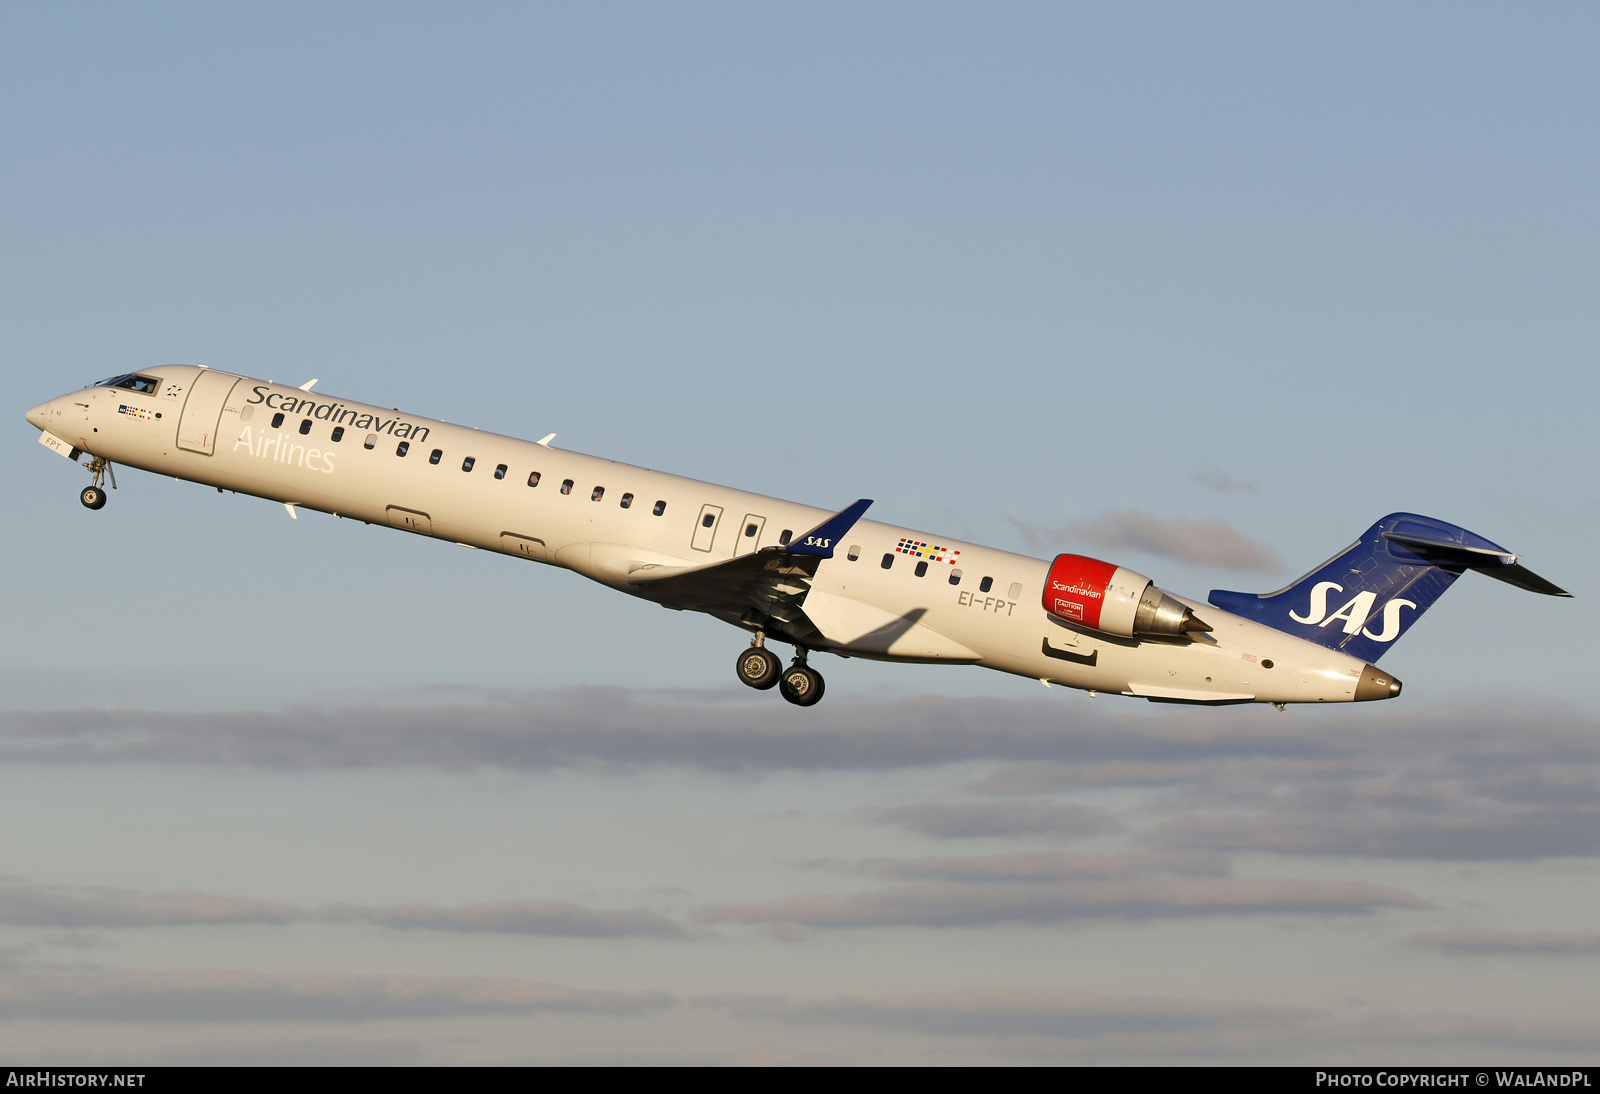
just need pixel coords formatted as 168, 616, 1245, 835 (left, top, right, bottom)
1043, 554, 1211, 638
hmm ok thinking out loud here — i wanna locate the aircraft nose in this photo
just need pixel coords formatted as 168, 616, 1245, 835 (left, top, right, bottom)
25, 401, 52, 431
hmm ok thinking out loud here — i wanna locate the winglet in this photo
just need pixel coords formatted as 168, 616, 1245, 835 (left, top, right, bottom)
785, 499, 873, 558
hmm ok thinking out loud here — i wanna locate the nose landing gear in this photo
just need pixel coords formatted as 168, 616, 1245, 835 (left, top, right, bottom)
734, 633, 827, 706
79, 457, 116, 510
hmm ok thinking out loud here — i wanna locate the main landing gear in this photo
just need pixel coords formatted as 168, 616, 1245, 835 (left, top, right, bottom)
79, 456, 115, 510
734, 633, 826, 707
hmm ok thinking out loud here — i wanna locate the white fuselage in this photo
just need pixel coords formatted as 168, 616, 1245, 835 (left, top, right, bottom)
27, 366, 1380, 705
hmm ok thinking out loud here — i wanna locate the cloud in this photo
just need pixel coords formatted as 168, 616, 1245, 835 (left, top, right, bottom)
1010, 510, 1284, 572
41, 933, 114, 950
0, 879, 688, 940
715, 987, 1319, 1039
4, 695, 1599, 864
854, 852, 1230, 883
0, 967, 672, 1022
1404, 929, 1600, 955
0, 882, 296, 929
320, 900, 690, 939
1145, 790, 1600, 861
1192, 466, 1259, 493
0, 690, 1348, 773
696, 876, 1426, 930
711, 990, 1600, 1061
875, 801, 1121, 839
1353, 1015, 1600, 1052
0, 944, 38, 972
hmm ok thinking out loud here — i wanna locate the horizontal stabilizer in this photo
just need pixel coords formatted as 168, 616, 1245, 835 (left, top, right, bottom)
1382, 525, 1571, 596
1474, 562, 1572, 597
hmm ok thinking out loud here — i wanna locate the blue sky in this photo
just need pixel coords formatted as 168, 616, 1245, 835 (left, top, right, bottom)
3, 2, 1597, 1064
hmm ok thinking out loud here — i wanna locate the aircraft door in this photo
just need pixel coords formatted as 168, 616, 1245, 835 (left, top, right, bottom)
736, 514, 767, 555
176, 371, 241, 455
691, 503, 723, 552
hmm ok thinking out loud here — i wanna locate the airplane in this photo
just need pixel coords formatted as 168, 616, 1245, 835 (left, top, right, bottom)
25, 365, 1570, 708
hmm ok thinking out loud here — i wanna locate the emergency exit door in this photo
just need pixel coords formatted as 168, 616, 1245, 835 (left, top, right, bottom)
691, 504, 723, 552
735, 514, 767, 555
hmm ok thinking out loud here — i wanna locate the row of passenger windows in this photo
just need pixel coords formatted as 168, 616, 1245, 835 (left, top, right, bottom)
267, 412, 669, 515
264, 413, 1009, 579
837, 544, 1018, 595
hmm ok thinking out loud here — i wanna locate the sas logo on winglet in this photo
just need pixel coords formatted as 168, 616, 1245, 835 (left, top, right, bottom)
1289, 581, 1416, 643
118, 404, 154, 421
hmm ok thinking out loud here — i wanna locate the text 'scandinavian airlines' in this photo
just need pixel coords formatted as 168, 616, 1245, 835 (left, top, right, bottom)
26, 367, 1570, 707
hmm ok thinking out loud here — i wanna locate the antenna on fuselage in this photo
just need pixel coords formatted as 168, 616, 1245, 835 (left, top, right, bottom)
299, 379, 319, 391
537, 433, 556, 447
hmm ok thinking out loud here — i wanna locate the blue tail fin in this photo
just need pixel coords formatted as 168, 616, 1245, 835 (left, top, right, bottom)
1208, 513, 1570, 662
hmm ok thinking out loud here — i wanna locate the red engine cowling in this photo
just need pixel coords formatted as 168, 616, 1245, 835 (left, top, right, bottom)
1043, 554, 1210, 637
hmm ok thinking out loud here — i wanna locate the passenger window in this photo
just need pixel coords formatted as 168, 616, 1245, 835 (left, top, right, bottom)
298, 419, 312, 435
620, 493, 633, 509
702, 513, 715, 528
429, 449, 443, 465
364, 434, 377, 450
847, 545, 860, 561
779, 530, 792, 546
271, 412, 285, 429
653, 500, 666, 516
330, 427, 344, 442
1008, 582, 1023, 599
745, 523, 758, 538
949, 567, 962, 586
527, 471, 541, 487
915, 561, 928, 577
592, 486, 604, 501
462, 457, 475, 472
396, 441, 410, 457
561, 479, 574, 495
881, 554, 894, 569
494, 464, 507, 480
979, 576, 993, 593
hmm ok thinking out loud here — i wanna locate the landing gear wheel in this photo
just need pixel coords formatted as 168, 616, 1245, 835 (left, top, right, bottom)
80, 485, 107, 510
779, 665, 825, 707
736, 647, 781, 690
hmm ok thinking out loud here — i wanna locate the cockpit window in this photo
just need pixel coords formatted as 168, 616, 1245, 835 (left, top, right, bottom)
97, 374, 160, 394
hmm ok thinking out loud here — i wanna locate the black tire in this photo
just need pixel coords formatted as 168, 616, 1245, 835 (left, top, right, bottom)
735, 647, 781, 690
778, 665, 825, 707
80, 486, 106, 510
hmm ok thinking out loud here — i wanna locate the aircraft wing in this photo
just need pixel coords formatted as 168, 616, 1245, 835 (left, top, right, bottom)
627, 550, 819, 622
625, 499, 873, 624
